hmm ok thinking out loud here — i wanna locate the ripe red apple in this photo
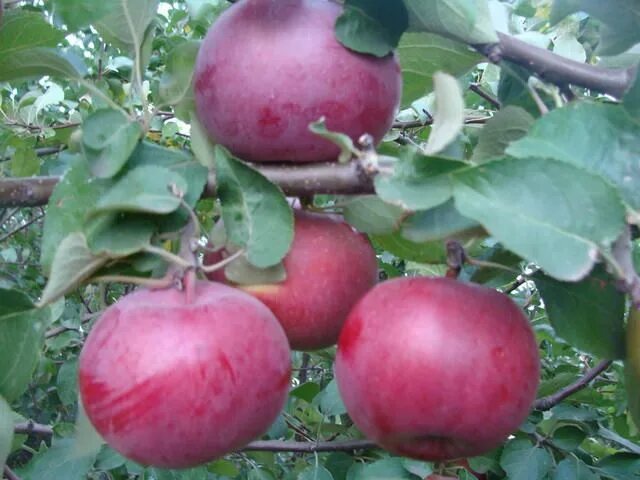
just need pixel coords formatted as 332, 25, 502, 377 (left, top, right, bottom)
79, 281, 291, 468
335, 277, 540, 461
193, 0, 402, 163
205, 210, 378, 350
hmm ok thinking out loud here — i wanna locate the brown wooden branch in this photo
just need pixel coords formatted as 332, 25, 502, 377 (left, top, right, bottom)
3, 465, 21, 480
533, 359, 612, 411
242, 439, 377, 453
476, 33, 636, 99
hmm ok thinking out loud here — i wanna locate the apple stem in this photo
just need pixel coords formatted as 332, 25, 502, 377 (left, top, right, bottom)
200, 248, 246, 274
183, 268, 197, 304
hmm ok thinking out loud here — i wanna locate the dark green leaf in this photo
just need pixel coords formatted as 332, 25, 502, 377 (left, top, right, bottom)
17, 437, 99, 480
85, 214, 155, 257
215, 147, 293, 268
596, 453, 640, 480
325, 453, 354, 480
342, 195, 406, 235
290, 382, 321, 403
372, 232, 446, 264
0, 48, 86, 82
298, 465, 334, 480
500, 440, 553, 480
401, 199, 481, 243
335, 0, 408, 57
56, 359, 78, 407
314, 380, 347, 416
453, 157, 625, 281
534, 266, 626, 358
552, 426, 588, 451
0, 10, 64, 54
354, 458, 414, 479
0, 395, 13, 468
471, 106, 534, 163
553, 457, 599, 480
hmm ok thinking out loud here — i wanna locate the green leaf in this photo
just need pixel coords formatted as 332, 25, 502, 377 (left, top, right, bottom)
215, 147, 294, 268
150, 466, 210, 480
397, 32, 481, 105
551, 426, 588, 452
38, 233, 108, 307
325, 453, 354, 480
56, 358, 78, 407
189, 111, 216, 169
82, 109, 142, 178
93, 166, 187, 215
85, 214, 155, 257
335, 0, 408, 57
401, 199, 481, 243
0, 395, 14, 469
0, 10, 64, 55
453, 157, 625, 281
500, 440, 553, 480
314, 380, 347, 416
372, 232, 446, 264
224, 255, 287, 286
623, 69, 640, 121
52, 0, 113, 31
11, 144, 40, 177
40, 156, 108, 275
17, 437, 99, 480
0, 48, 86, 82
375, 150, 466, 210
401, 459, 433, 477
626, 307, 640, 430
423, 72, 465, 155
308, 119, 359, 163
354, 458, 414, 479
471, 106, 534, 163
507, 102, 640, 212
342, 195, 406, 235
596, 453, 640, 480
290, 382, 321, 403
93, 0, 160, 52
157, 41, 200, 107
0, 289, 50, 401
298, 465, 334, 480
553, 457, 599, 480
404, 0, 498, 44
534, 266, 625, 358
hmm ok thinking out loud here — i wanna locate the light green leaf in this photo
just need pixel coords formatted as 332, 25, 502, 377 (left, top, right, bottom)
309, 119, 359, 163
342, 195, 406, 234
422, 72, 465, 155
298, 465, 334, 480
0, 396, 14, 469
314, 380, 347, 417
471, 106, 534, 163
0, 48, 86, 82
94, 0, 160, 52
0, 10, 64, 55
401, 199, 481, 243
453, 157, 625, 281
157, 41, 200, 107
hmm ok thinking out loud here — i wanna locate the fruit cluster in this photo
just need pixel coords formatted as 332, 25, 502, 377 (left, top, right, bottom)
78, 0, 540, 471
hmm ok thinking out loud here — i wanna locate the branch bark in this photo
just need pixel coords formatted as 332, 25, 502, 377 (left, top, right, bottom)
533, 359, 612, 411
13, 421, 53, 437
242, 439, 377, 453
476, 33, 636, 99
0, 161, 375, 208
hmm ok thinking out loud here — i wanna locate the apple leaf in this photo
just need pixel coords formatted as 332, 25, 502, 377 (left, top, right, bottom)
401, 199, 481, 243
51, 0, 113, 31
0, 395, 14, 469
189, 111, 216, 169
342, 195, 406, 235
553, 457, 599, 480
397, 32, 482, 106
0, 48, 86, 82
314, 379, 347, 417
500, 440, 553, 480
375, 150, 467, 210
56, 359, 78, 407
0, 289, 50, 401
298, 465, 335, 480
92, 165, 187, 215
534, 266, 626, 359
224, 255, 287, 286
93, 0, 160, 53
471, 106, 534, 163
422, 72, 465, 156
626, 306, 640, 430
149, 466, 211, 479
0, 10, 64, 54
506, 102, 640, 213
372, 232, 447, 264
309, 119, 359, 163
82, 109, 142, 179
404, 0, 498, 44
623, 70, 640, 121
453, 157, 626, 281
38, 233, 109, 307
595, 453, 640, 480
354, 458, 414, 479
157, 41, 200, 107
335, 0, 408, 57
551, 426, 588, 452
85, 214, 155, 257
16, 437, 99, 480
214, 147, 294, 268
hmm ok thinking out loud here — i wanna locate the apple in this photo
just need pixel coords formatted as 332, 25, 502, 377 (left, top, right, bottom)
78, 281, 291, 469
193, 0, 402, 163
335, 276, 540, 461
205, 210, 378, 350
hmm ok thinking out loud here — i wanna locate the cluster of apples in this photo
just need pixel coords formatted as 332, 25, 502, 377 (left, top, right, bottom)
77, 0, 541, 471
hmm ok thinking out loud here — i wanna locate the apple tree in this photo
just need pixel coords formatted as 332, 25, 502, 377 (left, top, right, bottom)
1, 0, 640, 479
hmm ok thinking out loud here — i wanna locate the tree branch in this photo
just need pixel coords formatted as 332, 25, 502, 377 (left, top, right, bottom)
533, 359, 612, 411
242, 439, 377, 453
0, 213, 45, 242
0, 161, 375, 207
3, 466, 21, 480
476, 33, 636, 99
13, 421, 53, 437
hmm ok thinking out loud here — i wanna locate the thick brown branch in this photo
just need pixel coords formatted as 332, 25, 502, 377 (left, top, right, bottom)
242, 439, 377, 453
0, 161, 374, 207
533, 359, 612, 411
476, 33, 636, 99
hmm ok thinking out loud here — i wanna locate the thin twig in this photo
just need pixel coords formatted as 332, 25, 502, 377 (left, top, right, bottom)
0, 213, 44, 242
533, 359, 612, 411
3, 465, 21, 480
469, 83, 501, 108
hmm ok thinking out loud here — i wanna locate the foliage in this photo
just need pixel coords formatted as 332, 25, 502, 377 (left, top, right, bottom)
1, 0, 640, 479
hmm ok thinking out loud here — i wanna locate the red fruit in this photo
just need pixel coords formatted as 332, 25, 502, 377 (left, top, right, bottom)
205, 210, 378, 350
193, 0, 402, 163
335, 277, 540, 461
79, 281, 291, 468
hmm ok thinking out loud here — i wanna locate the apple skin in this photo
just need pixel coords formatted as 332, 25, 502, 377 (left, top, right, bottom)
78, 281, 291, 469
335, 276, 540, 461
193, 0, 402, 163
205, 210, 378, 350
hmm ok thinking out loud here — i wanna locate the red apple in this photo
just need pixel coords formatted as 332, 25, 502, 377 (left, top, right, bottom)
205, 210, 378, 350
79, 281, 291, 468
193, 0, 402, 163
335, 277, 540, 461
